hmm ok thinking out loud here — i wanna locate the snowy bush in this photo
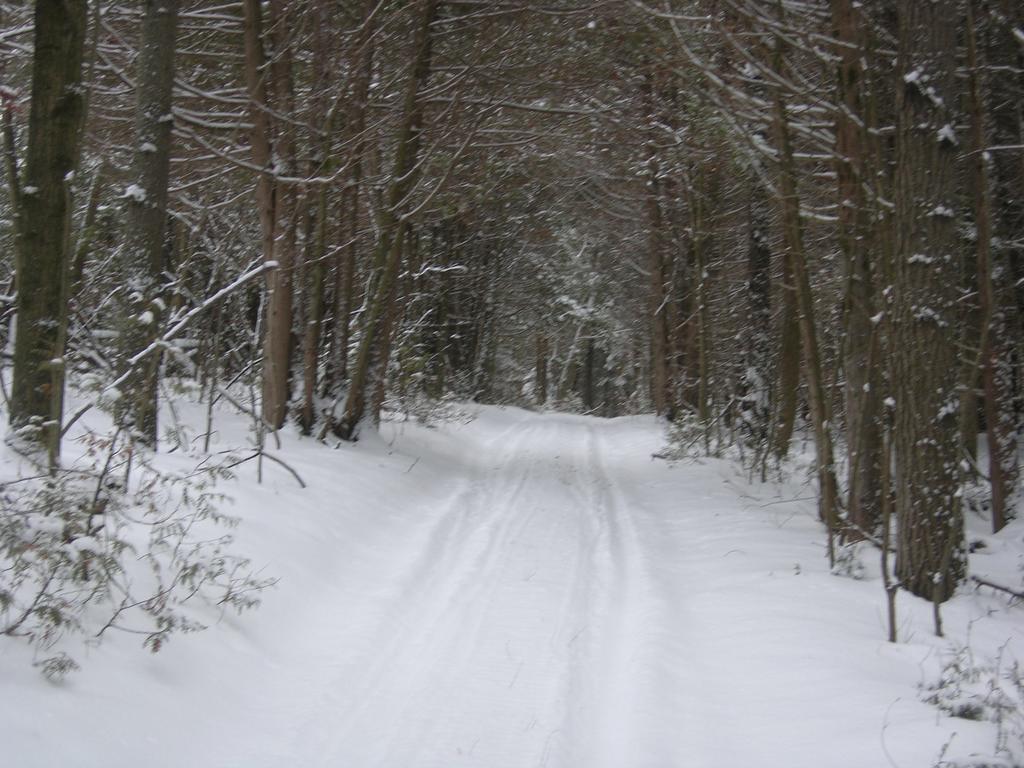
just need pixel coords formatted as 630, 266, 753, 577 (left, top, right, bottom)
830, 542, 867, 580
0, 428, 274, 678
383, 390, 477, 429
923, 643, 1024, 765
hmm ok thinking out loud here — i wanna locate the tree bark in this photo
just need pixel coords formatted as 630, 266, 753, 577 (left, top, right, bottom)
770, 22, 840, 539
332, 2, 376, 391
641, 69, 673, 419
259, 0, 298, 431
773, 247, 801, 461
299, 0, 333, 435
120, 0, 180, 447
536, 333, 548, 405
966, 0, 1018, 532
336, 0, 438, 440
740, 190, 772, 460
831, 0, 881, 537
9, 0, 88, 463
892, 0, 966, 603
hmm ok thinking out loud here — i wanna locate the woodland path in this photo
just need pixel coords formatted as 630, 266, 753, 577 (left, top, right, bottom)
287, 414, 683, 768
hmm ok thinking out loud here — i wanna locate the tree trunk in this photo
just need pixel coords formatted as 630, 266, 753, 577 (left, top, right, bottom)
831, 0, 881, 537
741, 191, 772, 457
298, 2, 332, 435
299, 186, 328, 435
120, 0, 180, 447
259, 0, 298, 431
966, 0, 1018, 532
986, 2, 1024, 422
770, 25, 840, 539
690, 170, 711, 449
324, 0, 375, 394
892, 0, 966, 603
642, 70, 673, 419
336, 0, 438, 441
241, 0, 278, 425
536, 333, 548, 405
773, 248, 801, 461
9, 0, 88, 463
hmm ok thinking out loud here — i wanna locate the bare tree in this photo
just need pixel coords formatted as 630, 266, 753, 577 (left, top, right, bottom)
892, 0, 966, 606
120, 0, 181, 447
9, 0, 88, 465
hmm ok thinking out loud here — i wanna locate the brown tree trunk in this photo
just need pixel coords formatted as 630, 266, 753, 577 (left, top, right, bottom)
966, 1, 1018, 532
299, 186, 328, 435
336, 0, 438, 441
298, 1, 332, 435
773, 248, 801, 461
832, 0, 881, 538
536, 333, 548, 405
241, 0, 278, 426
770, 25, 840, 540
692, 175, 711, 449
324, 1, 376, 394
892, 0, 966, 603
741, 191, 772, 458
120, 0, 180, 447
10, 0, 88, 464
642, 70, 673, 419
259, 0, 298, 431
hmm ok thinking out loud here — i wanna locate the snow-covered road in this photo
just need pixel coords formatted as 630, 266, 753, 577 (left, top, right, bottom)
294, 418, 678, 768
4, 406, 1016, 767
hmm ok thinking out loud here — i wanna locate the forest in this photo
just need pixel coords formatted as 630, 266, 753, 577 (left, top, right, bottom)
1, 1, 1024, 766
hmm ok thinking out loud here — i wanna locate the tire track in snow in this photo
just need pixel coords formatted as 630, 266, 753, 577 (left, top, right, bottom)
290, 420, 543, 761
298, 417, 608, 768
288, 414, 679, 768
564, 424, 684, 768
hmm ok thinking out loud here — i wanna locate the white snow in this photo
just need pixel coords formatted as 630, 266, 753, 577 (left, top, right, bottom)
937, 123, 958, 146
123, 184, 147, 203
903, 68, 923, 84
1, 399, 1023, 767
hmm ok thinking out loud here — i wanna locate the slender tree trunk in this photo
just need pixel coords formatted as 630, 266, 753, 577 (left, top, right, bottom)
299, 186, 328, 435
241, 0, 277, 425
770, 24, 840, 541
259, 0, 298, 430
832, 0, 881, 537
324, 1, 375, 394
70, 162, 105, 297
642, 70, 672, 419
299, 2, 332, 435
741, 191, 772, 459
892, 0, 966, 603
986, 2, 1024, 423
9, 0, 88, 463
773, 249, 801, 461
690, 171, 711, 449
120, 0, 180, 447
536, 333, 548, 405
966, 1, 1018, 532
336, 0, 438, 440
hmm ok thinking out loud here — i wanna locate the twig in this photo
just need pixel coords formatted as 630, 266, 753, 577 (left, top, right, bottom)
970, 575, 1024, 602
225, 450, 306, 489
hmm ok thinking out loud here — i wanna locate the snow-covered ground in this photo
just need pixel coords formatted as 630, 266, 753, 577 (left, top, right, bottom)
3, 401, 1024, 767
